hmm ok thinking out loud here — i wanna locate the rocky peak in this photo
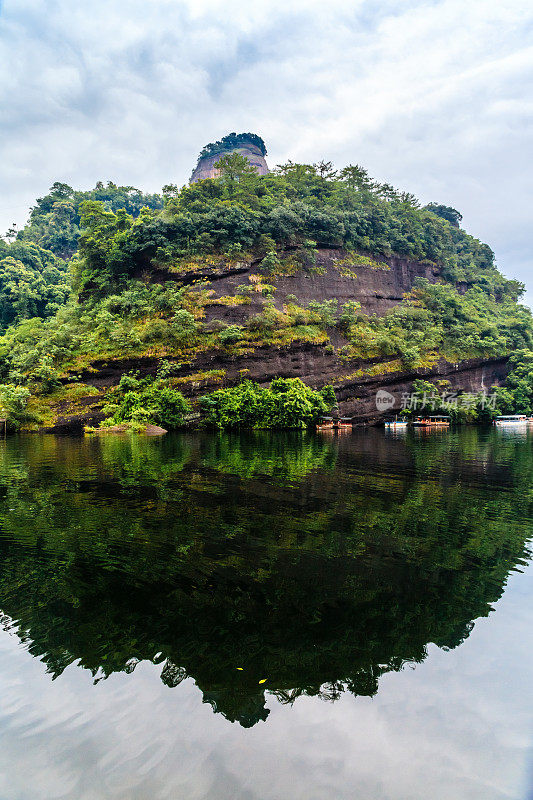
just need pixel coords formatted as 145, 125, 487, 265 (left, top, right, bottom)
190, 132, 269, 183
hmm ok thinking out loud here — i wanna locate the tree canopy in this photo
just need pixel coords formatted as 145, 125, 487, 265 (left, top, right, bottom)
197, 132, 267, 162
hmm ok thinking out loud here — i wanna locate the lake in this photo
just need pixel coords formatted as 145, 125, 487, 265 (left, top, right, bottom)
0, 427, 531, 799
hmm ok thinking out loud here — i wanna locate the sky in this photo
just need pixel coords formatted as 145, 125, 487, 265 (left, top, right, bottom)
0, 0, 532, 303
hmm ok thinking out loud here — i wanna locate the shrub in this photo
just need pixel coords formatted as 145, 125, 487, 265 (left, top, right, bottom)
236, 284, 254, 296
218, 325, 244, 346
139, 318, 173, 343
399, 346, 420, 370
0, 384, 33, 428
248, 307, 281, 332
199, 378, 335, 429
308, 299, 338, 327
110, 377, 190, 429
171, 310, 197, 340
258, 250, 280, 275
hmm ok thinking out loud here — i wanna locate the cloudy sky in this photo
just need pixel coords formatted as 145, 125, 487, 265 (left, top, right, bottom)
0, 0, 532, 302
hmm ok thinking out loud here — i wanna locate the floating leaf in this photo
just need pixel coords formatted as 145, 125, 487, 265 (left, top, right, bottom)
236, 667, 243, 671
259, 678, 267, 684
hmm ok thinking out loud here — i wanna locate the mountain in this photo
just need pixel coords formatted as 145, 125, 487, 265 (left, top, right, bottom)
0, 133, 531, 432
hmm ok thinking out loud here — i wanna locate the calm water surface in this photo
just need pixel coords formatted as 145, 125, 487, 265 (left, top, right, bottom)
0, 428, 532, 799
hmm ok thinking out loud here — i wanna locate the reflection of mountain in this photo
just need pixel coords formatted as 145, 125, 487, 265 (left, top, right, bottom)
0, 430, 531, 727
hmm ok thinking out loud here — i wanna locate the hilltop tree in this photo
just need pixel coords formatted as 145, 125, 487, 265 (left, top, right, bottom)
338, 164, 374, 192
425, 203, 463, 228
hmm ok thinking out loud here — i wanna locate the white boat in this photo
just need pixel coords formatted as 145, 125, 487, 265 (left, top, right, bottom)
494, 415, 529, 426
384, 420, 408, 429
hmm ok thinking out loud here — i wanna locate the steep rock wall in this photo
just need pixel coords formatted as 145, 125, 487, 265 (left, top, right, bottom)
48, 347, 509, 433
45, 248, 508, 431
271, 250, 441, 316
149, 247, 442, 323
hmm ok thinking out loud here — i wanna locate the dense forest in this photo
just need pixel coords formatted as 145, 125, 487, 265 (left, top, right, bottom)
0, 147, 532, 430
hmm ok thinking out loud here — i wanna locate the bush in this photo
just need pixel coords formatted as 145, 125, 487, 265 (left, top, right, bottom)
111, 377, 190, 429
258, 250, 280, 275
308, 299, 338, 327
171, 310, 197, 340
0, 384, 33, 428
139, 319, 173, 343
399, 346, 420, 370
218, 325, 244, 346
199, 378, 335, 429
248, 307, 281, 332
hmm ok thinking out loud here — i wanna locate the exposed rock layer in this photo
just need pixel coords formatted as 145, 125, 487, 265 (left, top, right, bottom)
144, 247, 442, 318
47, 349, 508, 433
43, 248, 508, 432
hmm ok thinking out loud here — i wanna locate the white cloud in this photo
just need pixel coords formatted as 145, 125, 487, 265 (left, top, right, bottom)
0, 0, 531, 299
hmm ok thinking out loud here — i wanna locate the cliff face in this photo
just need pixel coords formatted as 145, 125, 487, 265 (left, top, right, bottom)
197, 248, 442, 320
190, 143, 269, 183
43, 247, 510, 432
47, 351, 509, 432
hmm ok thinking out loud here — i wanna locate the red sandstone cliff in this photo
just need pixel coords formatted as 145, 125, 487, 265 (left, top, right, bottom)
44, 247, 509, 432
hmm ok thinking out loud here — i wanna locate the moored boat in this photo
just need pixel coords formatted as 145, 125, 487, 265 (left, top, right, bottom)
316, 416, 353, 432
384, 418, 408, 429
316, 416, 334, 431
494, 415, 528, 426
412, 415, 450, 428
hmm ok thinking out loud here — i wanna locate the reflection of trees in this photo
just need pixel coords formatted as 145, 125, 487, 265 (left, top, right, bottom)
0, 429, 531, 727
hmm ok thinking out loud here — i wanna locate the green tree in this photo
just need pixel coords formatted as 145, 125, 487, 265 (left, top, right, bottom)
215, 152, 259, 197
425, 203, 463, 228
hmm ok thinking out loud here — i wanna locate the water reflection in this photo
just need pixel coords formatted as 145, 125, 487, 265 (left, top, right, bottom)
0, 429, 531, 728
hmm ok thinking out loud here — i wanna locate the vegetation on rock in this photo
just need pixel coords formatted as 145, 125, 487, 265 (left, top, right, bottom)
102, 370, 191, 430
197, 132, 267, 162
0, 239, 70, 329
493, 350, 533, 415
16, 180, 163, 259
0, 141, 532, 428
